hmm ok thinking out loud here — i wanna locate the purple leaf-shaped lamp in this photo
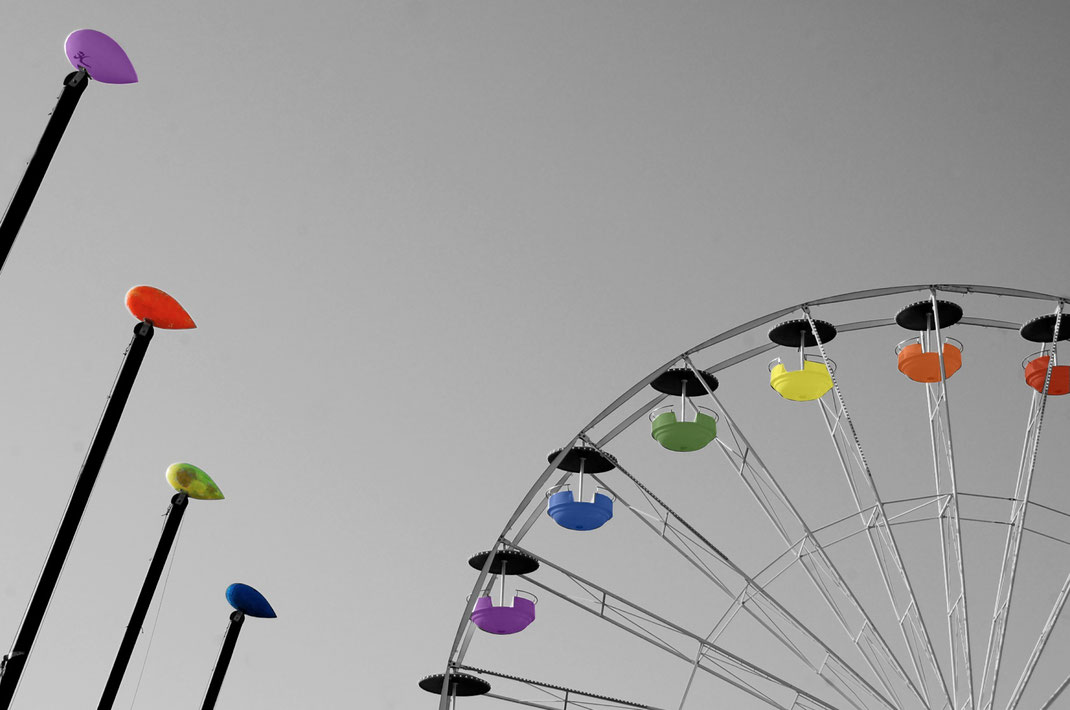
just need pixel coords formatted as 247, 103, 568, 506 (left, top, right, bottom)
64, 29, 137, 84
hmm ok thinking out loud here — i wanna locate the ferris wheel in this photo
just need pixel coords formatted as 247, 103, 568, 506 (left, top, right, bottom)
420, 284, 1070, 710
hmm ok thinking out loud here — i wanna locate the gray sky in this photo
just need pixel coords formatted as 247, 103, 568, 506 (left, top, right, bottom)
1, 1, 1069, 708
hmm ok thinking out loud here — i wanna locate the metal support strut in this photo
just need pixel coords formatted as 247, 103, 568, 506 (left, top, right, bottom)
577, 432, 894, 710
977, 303, 1063, 710
803, 305, 952, 710
923, 290, 974, 710
685, 355, 930, 710
508, 542, 842, 710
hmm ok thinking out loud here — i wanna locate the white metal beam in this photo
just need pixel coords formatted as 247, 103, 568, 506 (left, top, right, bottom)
692, 378, 928, 709
977, 305, 1063, 710
508, 543, 843, 710
804, 306, 952, 710
582, 456, 893, 709
923, 290, 974, 710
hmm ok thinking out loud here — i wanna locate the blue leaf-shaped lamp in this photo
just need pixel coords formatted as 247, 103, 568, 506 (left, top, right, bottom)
225, 583, 277, 619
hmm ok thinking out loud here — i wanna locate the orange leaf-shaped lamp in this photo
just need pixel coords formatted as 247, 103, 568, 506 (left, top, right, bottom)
125, 286, 195, 329
167, 462, 224, 500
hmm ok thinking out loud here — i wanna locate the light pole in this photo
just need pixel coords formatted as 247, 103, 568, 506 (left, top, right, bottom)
0, 30, 137, 277
0, 286, 194, 707
201, 583, 276, 710
98, 464, 224, 709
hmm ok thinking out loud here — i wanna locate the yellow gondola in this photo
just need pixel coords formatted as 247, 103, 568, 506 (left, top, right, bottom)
767, 318, 838, 402
768, 356, 835, 402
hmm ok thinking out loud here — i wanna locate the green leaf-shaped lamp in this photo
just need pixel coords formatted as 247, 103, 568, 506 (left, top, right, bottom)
167, 462, 224, 500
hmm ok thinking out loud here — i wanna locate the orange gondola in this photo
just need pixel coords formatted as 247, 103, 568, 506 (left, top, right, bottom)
894, 300, 963, 384
895, 338, 963, 383
1020, 313, 1070, 395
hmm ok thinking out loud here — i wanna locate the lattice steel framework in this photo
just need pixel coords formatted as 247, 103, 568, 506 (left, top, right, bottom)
977, 305, 1063, 710
918, 290, 973, 710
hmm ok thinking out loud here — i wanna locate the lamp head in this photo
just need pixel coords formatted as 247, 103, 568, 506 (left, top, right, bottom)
125, 286, 196, 329
64, 29, 138, 84
225, 583, 276, 619
166, 463, 223, 500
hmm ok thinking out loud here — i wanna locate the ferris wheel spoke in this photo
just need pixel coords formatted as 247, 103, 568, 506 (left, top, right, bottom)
917, 290, 974, 710
586, 480, 886, 710
696, 382, 929, 709
803, 307, 952, 710
977, 305, 1063, 710
677, 647, 705, 710
1003, 566, 1070, 709
507, 543, 845, 710
1039, 669, 1070, 710
573, 444, 896, 710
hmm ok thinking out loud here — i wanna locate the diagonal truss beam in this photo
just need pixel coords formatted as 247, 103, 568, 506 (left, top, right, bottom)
681, 356, 928, 709
922, 290, 973, 710
747, 487, 1070, 708
804, 307, 952, 710
1004, 564, 1070, 709
1040, 670, 1070, 710
506, 542, 843, 710
976, 305, 1063, 710
575, 436, 894, 710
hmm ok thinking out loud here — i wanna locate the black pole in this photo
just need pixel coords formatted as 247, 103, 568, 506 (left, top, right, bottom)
201, 611, 245, 710
0, 320, 154, 708
0, 70, 90, 276
98, 492, 188, 709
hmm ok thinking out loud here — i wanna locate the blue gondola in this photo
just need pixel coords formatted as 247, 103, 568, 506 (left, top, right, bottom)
547, 488, 613, 531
